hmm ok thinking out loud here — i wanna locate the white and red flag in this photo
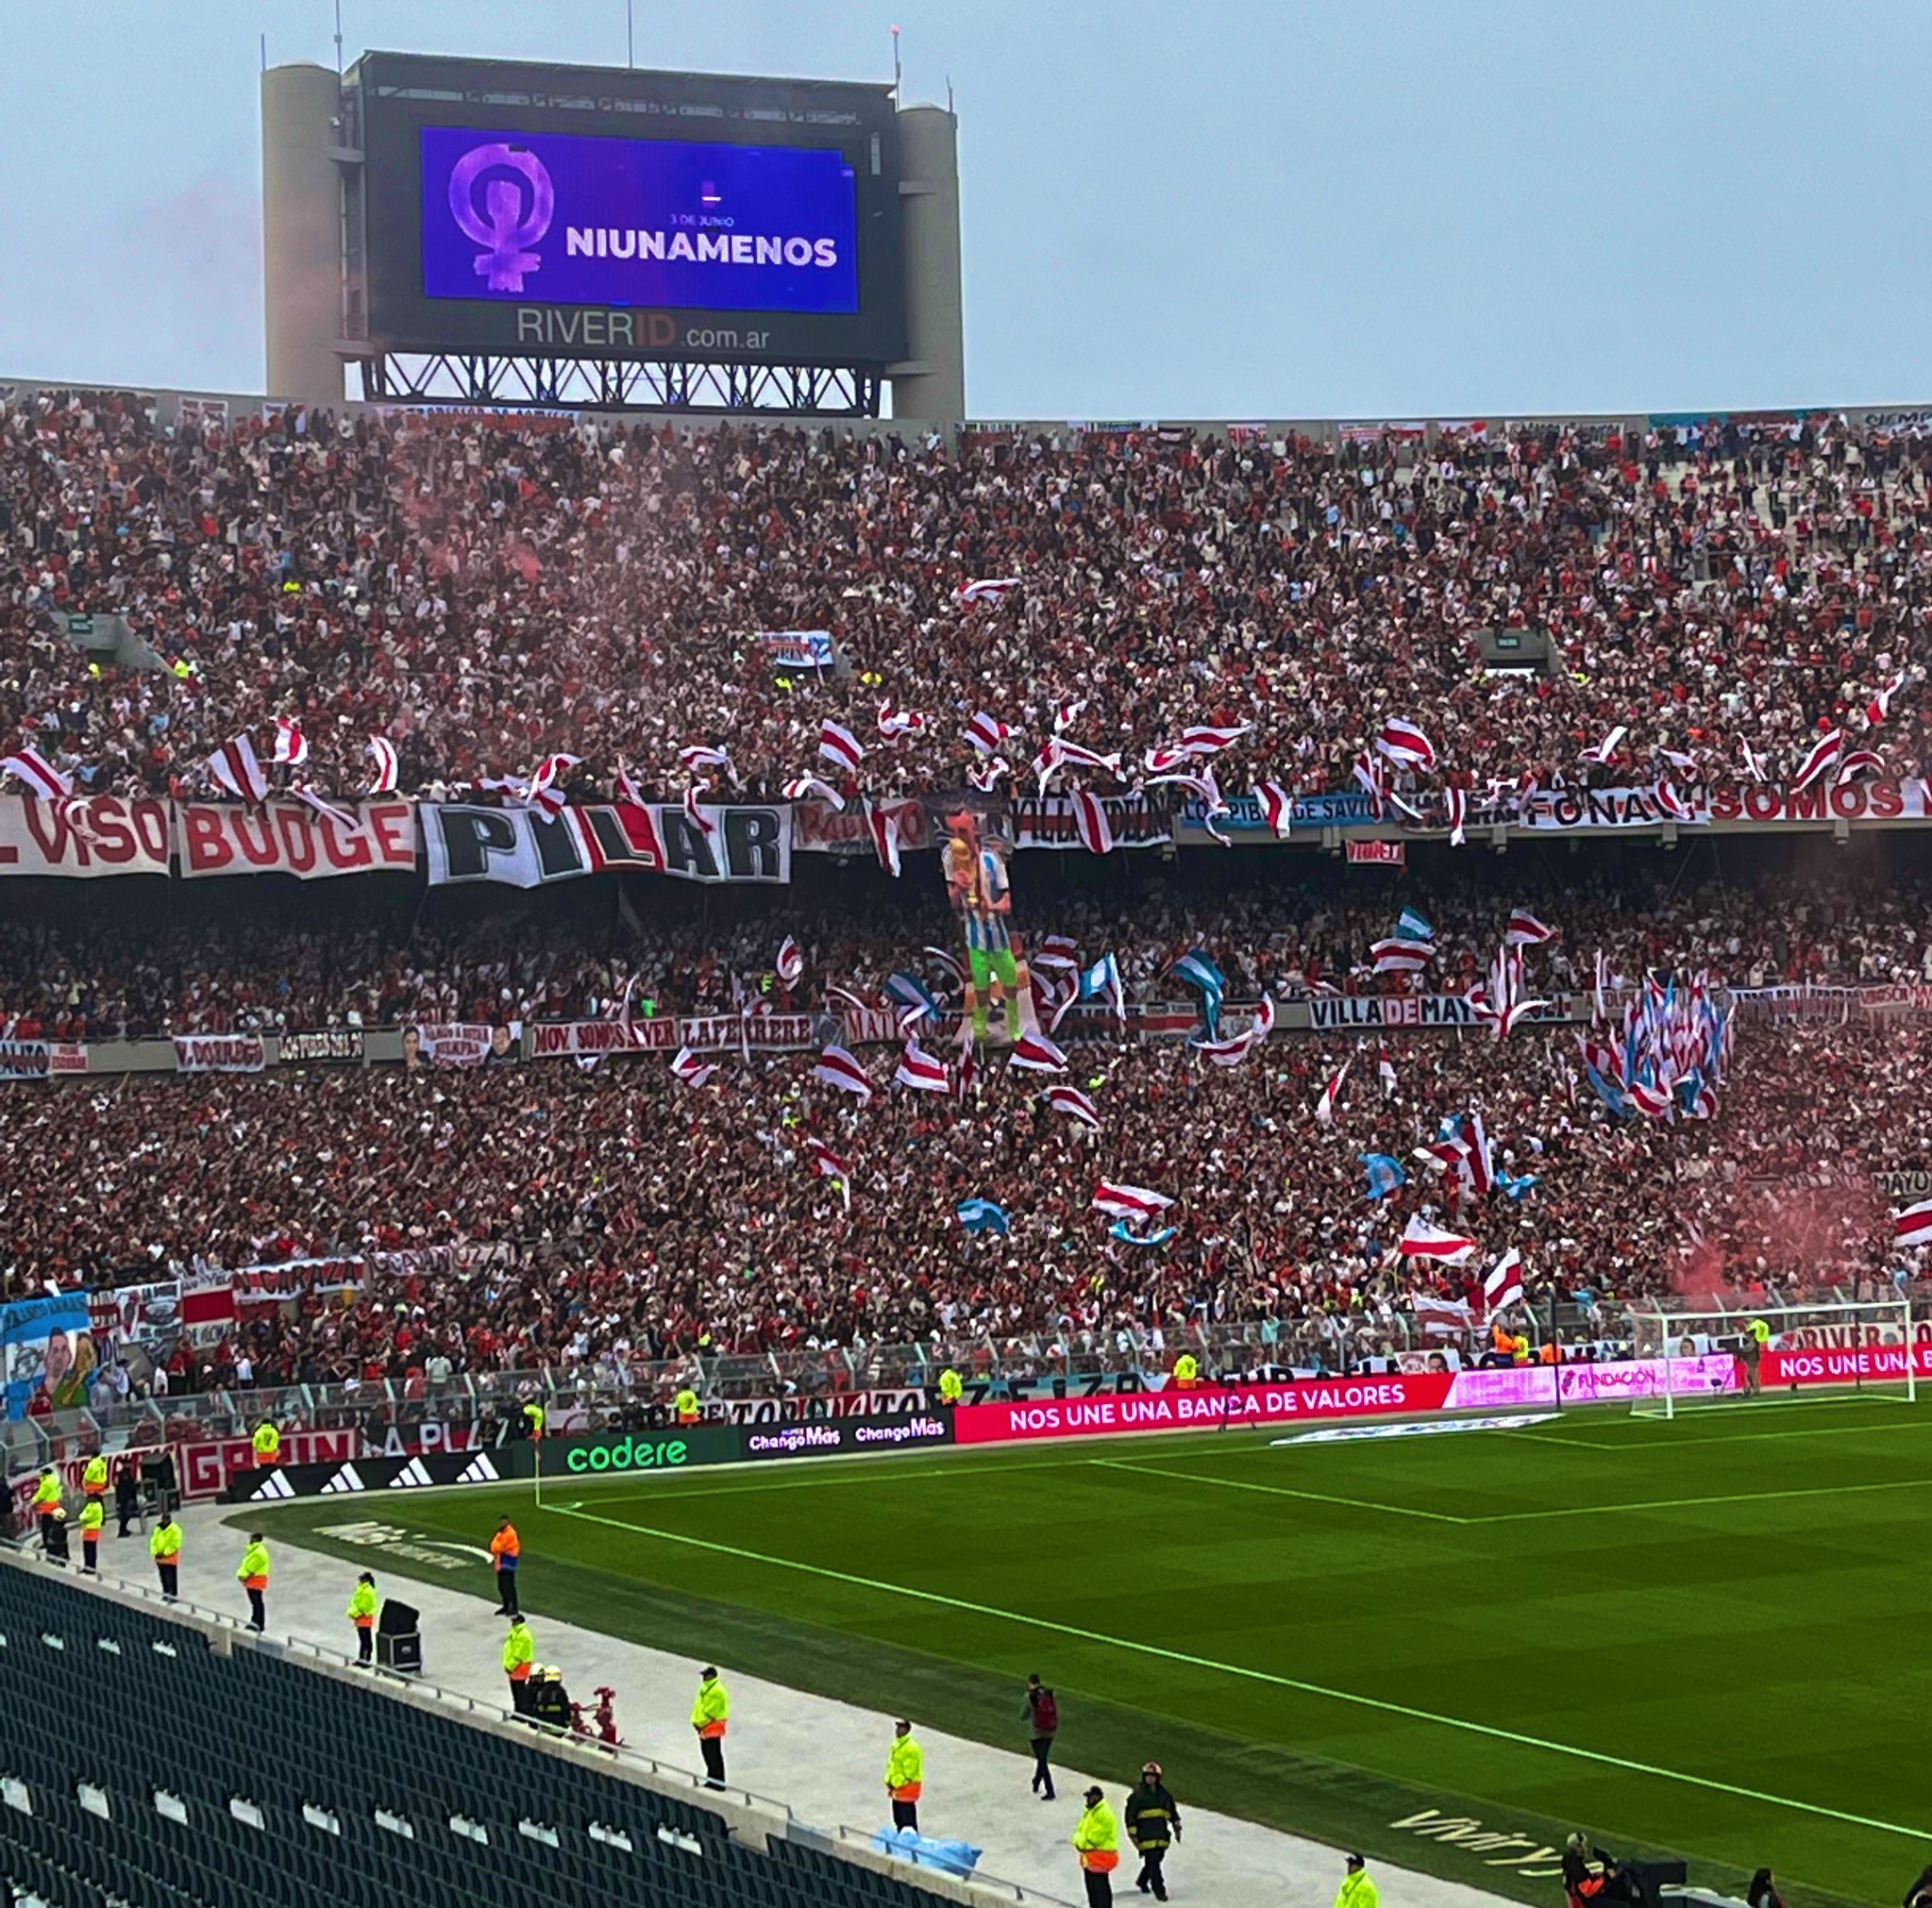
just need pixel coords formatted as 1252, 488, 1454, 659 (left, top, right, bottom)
1504, 909, 1556, 947
669, 1047, 717, 1090
1093, 1180, 1173, 1221
207, 735, 268, 804
1443, 785, 1467, 846
1483, 1247, 1524, 1310
1046, 1085, 1101, 1130
782, 775, 846, 811
678, 744, 739, 785
1375, 716, 1437, 770
806, 1137, 851, 1207
866, 801, 902, 877
1071, 790, 1114, 856
682, 783, 716, 839
812, 1046, 875, 1100
1791, 728, 1843, 793
964, 711, 1011, 755
877, 699, 926, 740
956, 577, 1020, 605
1371, 938, 1434, 975
894, 1037, 951, 1095
1008, 1030, 1068, 1073
0, 744, 71, 799
1866, 673, 1907, 728
1256, 782, 1293, 838
1893, 1200, 1932, 1249
365, 736, 399, 795
1581, 724, 1627, 766
818, 719, 865, 774
272, 715, 310, 766
1034, 934, 1080, 970
1399, 1215, 1478, 1263
775, 938, 804, 987
1314, 1055, 1352, 1128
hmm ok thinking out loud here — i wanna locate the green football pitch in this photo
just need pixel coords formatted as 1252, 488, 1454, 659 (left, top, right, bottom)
246, 1398, 1932, 1907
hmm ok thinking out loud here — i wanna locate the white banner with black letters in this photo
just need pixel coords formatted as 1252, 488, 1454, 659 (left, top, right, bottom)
422, 802, 790, 888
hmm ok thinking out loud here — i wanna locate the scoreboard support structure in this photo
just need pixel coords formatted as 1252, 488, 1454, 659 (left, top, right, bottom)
260, 53, 962, 422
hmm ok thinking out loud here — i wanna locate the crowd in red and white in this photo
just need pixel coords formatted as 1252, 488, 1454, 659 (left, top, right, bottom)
3, 392, 1931, 814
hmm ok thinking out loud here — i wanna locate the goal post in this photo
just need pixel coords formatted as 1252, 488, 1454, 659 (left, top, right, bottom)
1627, 1297, 1918, 1418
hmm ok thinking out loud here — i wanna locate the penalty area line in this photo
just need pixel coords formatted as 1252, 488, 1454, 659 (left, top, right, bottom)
1087, 1458, 1470, 1523
1470, 1473, 1932, 1524
546, 1503, 1931, 1843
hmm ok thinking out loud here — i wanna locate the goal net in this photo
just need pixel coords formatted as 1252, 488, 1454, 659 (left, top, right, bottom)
1626, 1297, 1918, 1418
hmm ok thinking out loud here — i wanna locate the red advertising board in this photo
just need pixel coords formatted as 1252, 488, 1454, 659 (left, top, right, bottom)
177, 1429, 360, 1500
951, 1375, 1453, 1445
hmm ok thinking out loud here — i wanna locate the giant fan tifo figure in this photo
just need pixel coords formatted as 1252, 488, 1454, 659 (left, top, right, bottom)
942, 809, 1035, 1044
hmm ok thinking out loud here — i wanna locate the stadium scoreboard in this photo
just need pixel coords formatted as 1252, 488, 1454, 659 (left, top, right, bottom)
346, 52, 909, 371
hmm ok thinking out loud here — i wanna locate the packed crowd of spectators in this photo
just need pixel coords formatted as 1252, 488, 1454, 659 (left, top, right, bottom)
1, 970, 1924, 1393
4, 392, 1931, 808
4, 866, 1930, 1042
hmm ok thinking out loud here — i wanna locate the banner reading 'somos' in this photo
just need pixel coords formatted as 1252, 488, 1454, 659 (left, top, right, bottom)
423, 801, 790, 887
178, 801, 417, 879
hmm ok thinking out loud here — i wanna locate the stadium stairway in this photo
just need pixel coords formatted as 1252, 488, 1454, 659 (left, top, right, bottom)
0, 1551, 1042, 1908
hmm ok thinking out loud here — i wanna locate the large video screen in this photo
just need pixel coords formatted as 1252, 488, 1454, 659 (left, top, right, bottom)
420, 127, 860, 315
353, 54, 905, 367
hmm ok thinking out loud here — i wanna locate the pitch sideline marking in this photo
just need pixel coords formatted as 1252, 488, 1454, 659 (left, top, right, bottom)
1089, 1458, 1470, 1524
1470, 1472, 1932, 1525
546, 1503, 1932, 1843
1502, 1413, 1932, 1456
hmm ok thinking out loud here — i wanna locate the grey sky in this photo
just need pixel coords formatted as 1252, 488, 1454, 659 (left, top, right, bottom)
1, 1, 1925, 417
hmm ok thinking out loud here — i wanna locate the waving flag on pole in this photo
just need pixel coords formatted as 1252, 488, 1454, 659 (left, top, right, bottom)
1170, 951, 1225, 1040
1396, 908, 1435, 944
1093, 1181, 1174, 1222
1504, 910, 1556, 947
272, 716, 310, 766
1739, 740, 1768, 783
290, 785, 360, 829
1361, 1153, 1407, 1201
806, 1137, 851, 1209
365, 736, 399, 795
964, 711, 1011, 755
1483, 1247, 1524, 1310
681, 783, 718, 839
1256, 782, 1293, 838
1399, 1215, 1478, 1263
818, 719, 866, 773
895, 1037, 951, 1094
1008, 1030, 1068, 1073
867, 801, 902, 877
1047, 1085, 1102, 1130
1867, 673, 1907, 728
669, 1046, 717, 1090
0, 745, 71, 800
968, 756, 1011, 794
775, 938, 804, 987
1836, 749, 1886, 785
1893, 1200, 1932, 1249
1034, 934, 1080, 971
1194, 994, 1276, 1067
1372, 938, 1435, 975
677, 744, 740, 787
207, 735, 268, 804
812, 1046, 875, 1100
1656, 782, 1694, 821
1315, 1054, 1352, 1128
782, 775, 846, 811
1443, 785, 1467, 845
1376, 716, 1437, 770
1050, 953, 1125, 1032
1053, 698, 1088, 735
956, 577, 1021, 605
1792, 728, 1843, 793
1072, 790, 1114, 856
956, 1199, 1011, 1236
883, 971, 941, 1024
877, 699, 926, 740
1110, 1220, 1178, 1248
1581, 724, 1628, 766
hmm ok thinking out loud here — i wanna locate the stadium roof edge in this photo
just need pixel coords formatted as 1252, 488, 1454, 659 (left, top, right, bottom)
4, 374, 1927, 442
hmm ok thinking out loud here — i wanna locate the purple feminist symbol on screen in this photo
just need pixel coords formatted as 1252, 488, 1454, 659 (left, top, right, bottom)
446, 143, 555, 293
